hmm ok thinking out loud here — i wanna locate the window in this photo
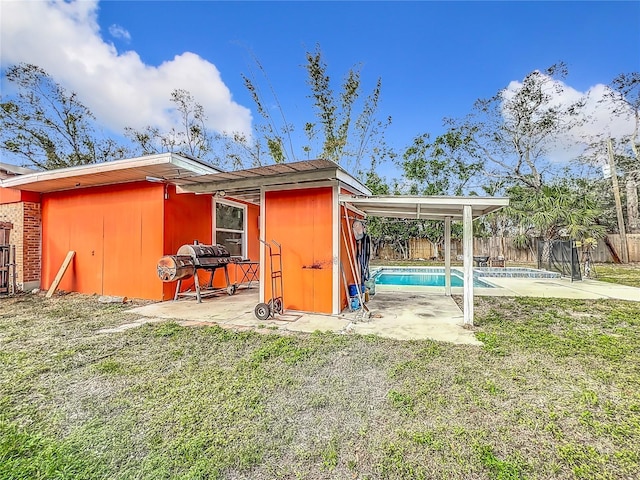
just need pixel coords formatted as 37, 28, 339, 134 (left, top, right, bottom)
214, 200, 246, 257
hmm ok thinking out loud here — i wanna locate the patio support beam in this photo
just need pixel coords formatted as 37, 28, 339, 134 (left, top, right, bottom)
259, 187, 266, 304
462, 205, 474, 326
444, 216, 451, 296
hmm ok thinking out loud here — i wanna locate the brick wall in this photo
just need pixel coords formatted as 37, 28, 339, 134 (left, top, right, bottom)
0, 201, 41, 290
23, 202, 41, 285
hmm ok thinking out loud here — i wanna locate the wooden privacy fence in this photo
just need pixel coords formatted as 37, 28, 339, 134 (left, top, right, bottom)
588, 234, 640, 263
376, 234, 640, 263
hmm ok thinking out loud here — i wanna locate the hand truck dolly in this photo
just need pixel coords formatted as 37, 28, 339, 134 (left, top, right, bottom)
254, 239, 284, 320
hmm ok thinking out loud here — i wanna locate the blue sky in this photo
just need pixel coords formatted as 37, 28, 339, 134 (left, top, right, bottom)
1, 1, 639, 176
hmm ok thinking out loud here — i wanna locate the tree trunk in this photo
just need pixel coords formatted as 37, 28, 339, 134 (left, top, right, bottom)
430, 242, 439, 260
402, 240, 409, 260
626, 175, 640, 233
497, 217, 505, 257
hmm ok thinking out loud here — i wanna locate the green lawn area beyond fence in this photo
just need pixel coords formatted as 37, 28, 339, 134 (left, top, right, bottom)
1, 293, 639, 479
593, 263, 640, 288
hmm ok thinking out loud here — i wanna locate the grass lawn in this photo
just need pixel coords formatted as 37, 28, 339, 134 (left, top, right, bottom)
1, 293, 639, 479
593, 263, 640, 288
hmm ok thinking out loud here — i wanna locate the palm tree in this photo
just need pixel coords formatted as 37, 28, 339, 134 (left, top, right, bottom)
506, 183, 606, 263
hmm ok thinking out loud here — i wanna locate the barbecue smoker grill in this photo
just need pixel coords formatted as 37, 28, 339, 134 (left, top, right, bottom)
157, 242, 239, 302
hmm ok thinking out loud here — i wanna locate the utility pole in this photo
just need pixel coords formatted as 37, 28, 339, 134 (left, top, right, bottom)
607, 138, 629, 263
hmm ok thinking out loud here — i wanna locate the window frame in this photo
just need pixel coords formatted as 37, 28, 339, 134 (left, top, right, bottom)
213, 198, 247, 258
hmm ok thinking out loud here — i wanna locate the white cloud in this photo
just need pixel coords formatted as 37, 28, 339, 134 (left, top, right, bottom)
0, 0, 252, 137
503, 74, 635, 165
108, 24, 131, 42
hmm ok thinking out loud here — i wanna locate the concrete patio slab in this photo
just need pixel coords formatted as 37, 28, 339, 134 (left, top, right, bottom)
115, 275, 638, 345
356, 292, 480, 344
125, 287, 477, 344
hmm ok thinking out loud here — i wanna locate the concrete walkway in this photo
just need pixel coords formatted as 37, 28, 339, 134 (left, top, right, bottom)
377, 277, 640, 302
483, 276, 640, 301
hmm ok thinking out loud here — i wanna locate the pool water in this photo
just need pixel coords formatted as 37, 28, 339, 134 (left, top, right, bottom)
376, 273, 464, 287
375, 270, 494, 288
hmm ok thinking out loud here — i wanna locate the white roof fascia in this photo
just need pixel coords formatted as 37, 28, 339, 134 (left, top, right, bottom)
340, 194, 509, 207
0, 153, 220, 190
335, 169, 371, 195
339, 194, 509, 220
167, 153, 222, 176
0, 163, 38, 176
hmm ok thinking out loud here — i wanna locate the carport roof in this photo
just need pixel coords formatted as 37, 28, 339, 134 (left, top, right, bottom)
177, 159, 371, 203
339, 194, 509, 220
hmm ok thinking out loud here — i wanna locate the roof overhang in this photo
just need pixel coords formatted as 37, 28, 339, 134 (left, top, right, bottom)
339, 194, 509, 220
0, 162, 38, 178
177, 159, 370, 203
0, 153, 221, 193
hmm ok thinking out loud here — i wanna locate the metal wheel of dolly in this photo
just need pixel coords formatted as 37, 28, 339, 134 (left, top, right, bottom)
254, 302, 271, 321
254, 296, 283, 321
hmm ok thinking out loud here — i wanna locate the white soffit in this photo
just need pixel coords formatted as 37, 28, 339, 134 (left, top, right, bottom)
0, 153, 220, 193
339, 194, 509, 220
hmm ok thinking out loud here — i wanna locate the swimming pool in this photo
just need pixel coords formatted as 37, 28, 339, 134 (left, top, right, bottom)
374, 267, 495, 288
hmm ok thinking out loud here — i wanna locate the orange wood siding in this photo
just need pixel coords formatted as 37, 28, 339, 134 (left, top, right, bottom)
0, 187, 40, 204
264, 187, 333, 314
246, 202, 260, 262
41, 182, 165, 299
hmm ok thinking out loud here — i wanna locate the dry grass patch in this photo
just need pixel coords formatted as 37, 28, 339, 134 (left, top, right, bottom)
1, 293, 639, 479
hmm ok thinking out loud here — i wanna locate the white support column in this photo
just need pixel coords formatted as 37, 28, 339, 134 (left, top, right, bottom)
462, 205, 474, 326
259, 187, 266, 304
444, 216, 452, 296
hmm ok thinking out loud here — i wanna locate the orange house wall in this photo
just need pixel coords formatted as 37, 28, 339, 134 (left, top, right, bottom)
264, 187, 333, 314
39, 182, 261, 301
42, 182, 165, 299
245, 203, 260, 262
0, 187, 40, 204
